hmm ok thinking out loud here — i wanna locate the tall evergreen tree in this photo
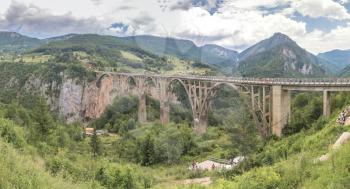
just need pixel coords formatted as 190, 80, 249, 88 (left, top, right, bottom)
90, 128, 102, 157
141, 134, 155, 166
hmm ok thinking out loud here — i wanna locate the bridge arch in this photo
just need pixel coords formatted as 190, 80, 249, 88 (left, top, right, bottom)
167, 78, 194, 109
126, 75, 137, 88
96, 73, 111, 88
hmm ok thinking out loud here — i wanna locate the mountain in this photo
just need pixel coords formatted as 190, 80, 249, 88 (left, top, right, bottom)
122, 35, 238, 74
318, 49, 350, 73
43, 33, 78, 43
29, 34, 217, 75
200, 44, 239, 71
0, 31, 42, 53
236, 33, 328, 77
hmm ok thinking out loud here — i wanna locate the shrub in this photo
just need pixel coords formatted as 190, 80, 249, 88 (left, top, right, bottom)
0, 118, 24, 148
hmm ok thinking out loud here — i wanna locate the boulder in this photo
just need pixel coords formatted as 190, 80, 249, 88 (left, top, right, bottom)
345, 117, 350, 126
315, 154, 329, 162
333, 132, 350, 149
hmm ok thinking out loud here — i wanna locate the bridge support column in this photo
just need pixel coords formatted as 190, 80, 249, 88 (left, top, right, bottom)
194, 115, 208, 135
271, 86, 291, 137
138, 94, 147, 124
323, 91, 331, 118
160, 100, 170, 125
157, 79, 170, 126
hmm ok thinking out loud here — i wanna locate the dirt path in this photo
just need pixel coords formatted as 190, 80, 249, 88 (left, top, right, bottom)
177, 177, 212, 186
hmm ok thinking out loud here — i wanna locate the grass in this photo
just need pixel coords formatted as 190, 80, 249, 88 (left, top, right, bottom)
174, 115, 350, 189
0, 140, 103, 189
120, 51, 143, 62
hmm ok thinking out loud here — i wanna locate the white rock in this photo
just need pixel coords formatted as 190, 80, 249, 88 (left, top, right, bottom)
315, 154, 329, 163
333, 132, 350, 149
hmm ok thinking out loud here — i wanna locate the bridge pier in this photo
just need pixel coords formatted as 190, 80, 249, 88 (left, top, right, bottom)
323, 91, 331, 118
194, 115, 208, 134
271, 86, 291, 137
138, 94, 147, 124
160, 100, 170, 125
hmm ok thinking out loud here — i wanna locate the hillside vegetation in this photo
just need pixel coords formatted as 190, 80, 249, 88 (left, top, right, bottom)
236, 33, 327, 77
1, 73, 350, 188
2, 32, 350, 189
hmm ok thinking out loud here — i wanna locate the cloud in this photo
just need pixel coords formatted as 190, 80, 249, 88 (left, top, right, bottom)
0, 0, 349, 53
0, 1, 106, 38
339, 0, 349, 4
131, 12, 155, 26
91, 0, 103, 6
169, 0, 192, 11
291, 0, 350, 20
171, 4, 306, 50
115, 5, 135, 11
298, 25, 350, 53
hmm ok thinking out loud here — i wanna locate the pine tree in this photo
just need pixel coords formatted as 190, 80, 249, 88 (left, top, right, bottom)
90, 128, 102, 157
141, 134, 155, 166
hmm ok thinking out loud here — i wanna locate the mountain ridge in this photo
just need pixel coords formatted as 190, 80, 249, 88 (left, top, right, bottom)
236, 32, 328, 77
0, 31, 347, 77
317, 49, 350, 74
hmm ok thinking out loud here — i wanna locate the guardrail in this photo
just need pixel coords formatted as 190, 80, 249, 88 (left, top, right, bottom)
100, 71, 350, 86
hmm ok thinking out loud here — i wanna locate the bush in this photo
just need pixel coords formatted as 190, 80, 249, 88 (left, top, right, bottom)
95, 164, 153, 189
0, 118, 24, 148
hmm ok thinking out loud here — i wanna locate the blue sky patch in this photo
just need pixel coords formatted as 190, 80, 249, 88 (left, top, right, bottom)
109, 23, 129, 33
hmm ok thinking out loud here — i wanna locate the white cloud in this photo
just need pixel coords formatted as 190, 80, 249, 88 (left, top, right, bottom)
0, 0, 349, 53
339, 0, 349, 4
219, 0, 289, 10
0, 1, 106, 38
292, 0, 350, 20
298, 25, 350, 53
168, 2, 306, 50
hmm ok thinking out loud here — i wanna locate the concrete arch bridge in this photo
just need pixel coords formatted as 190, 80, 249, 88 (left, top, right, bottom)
97, 72, 350, 137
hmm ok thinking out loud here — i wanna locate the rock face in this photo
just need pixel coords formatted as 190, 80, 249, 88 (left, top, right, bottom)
23, 73, 177, 124
24, 73, 116, 123
333, 132, 350, 149
82, 76, 114, 121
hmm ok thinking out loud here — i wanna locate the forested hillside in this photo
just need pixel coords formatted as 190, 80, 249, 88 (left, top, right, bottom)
1, 78, 350, 188
1, 31, 350, 189
236, 33, 328, 77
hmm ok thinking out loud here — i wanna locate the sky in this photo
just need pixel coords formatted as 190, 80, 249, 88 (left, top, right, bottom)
0, 0, 350, 54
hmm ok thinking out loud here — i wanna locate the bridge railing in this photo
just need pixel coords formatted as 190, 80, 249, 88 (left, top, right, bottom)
103, 71, 350, 86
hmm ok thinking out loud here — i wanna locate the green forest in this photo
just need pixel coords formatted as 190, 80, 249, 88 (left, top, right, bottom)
1, 67, 350, 188
1, 31, 350, 189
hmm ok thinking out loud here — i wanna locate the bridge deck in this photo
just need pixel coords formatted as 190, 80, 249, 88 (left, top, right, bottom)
109, 72, 350, 88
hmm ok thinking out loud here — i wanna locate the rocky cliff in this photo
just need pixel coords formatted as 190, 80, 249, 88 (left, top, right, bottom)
23, 73, 116, 123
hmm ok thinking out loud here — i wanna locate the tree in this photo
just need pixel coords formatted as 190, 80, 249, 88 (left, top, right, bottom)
224, 107, 261, 157
30, 97, 55, 141
90, 128, 102, 157
140, 134, 156, 166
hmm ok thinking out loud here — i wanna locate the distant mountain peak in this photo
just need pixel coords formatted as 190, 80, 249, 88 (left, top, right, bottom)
239, 33, 298, 61
236, 32, 327, 77
267, 32, 296, 47
272, 32, 290, 38
0, 31, 22, 38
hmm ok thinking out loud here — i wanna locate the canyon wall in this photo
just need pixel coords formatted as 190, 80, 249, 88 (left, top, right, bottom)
21, 73, 176, 123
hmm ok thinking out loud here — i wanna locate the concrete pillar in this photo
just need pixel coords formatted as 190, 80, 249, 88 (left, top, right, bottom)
138, 94, 147, 124
323, 91, 331, 118
193, 115, 208, 135
271, 86, 291, 137
160, 100, 170, 125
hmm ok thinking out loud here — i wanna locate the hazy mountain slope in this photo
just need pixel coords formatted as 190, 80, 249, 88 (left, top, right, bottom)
122, 35, 238, 73
236, 33, 327, 77
318, 49, 350, 73
29, 34, 216, 75
200, 44, 239, 72
0, 31, 42, 53
338, 64, 350, 77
